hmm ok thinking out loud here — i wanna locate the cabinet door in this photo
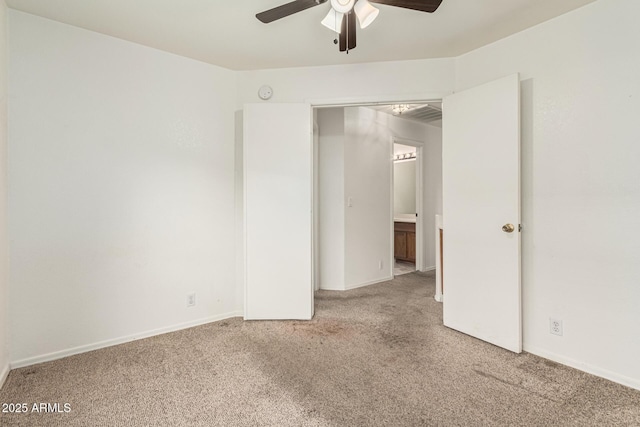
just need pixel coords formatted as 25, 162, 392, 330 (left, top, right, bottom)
394, 231, 407, 259
407, 232, 416, 262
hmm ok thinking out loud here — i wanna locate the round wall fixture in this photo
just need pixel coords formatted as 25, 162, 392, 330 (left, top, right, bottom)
258, 85, 273, 100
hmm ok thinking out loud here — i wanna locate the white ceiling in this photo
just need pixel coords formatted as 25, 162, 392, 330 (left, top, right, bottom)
6, 0, 598, 71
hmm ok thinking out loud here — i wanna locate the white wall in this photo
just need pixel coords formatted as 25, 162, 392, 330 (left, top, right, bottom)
317, 108, 346, 291
313, 111, 320, 291
422, 124, 443, 270
0, 0, 9, 389
455, 0, 640, 389
237, 58, 455, 106
344, 107, 394, 287
394, 160, 416, 216
8, 11, 238, 365
234, 110, 244, 312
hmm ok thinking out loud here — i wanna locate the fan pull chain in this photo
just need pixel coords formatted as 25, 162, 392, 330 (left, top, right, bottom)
346, 11, 350, 54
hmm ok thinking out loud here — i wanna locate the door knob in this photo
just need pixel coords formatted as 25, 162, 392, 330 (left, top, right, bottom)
502, 223, 515, 233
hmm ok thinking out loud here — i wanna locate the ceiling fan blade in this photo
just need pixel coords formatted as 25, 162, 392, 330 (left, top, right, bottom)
369, 0, 443, 13
339, 11, 357, 52
256, 0, 328, 24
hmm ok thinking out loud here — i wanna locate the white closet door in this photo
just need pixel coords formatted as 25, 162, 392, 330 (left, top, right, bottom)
442, 74, 521, 353
243, 103, 313, 320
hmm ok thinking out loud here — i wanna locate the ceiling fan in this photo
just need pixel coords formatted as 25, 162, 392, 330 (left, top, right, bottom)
256, 0, 443, 53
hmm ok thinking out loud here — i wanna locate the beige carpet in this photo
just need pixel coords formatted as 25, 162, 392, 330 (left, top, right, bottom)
1, 271, 639, 426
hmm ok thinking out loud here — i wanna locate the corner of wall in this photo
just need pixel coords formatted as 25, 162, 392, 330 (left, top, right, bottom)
0, 0, 9, 390
317, 107, 346, 291
234, 108, 245, 315
0, 362, 9, 390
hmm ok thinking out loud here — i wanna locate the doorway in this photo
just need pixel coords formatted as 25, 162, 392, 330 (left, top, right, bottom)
243, 74, 521, 353
314, 103, 441, 291
393, 142, 419, 276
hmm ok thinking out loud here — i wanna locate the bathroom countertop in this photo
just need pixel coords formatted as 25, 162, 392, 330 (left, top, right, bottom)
394, 215, 416, 224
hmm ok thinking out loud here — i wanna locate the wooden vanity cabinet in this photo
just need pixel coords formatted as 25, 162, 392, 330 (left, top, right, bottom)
394, 221, 416, 263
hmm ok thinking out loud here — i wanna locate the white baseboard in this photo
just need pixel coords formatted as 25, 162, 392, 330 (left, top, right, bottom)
524, 344, 640, 392
0, 363, 9, 390
319, 286, 345, 291
11, 311, 243, 369
420, 266, 436, 272
345, 276, 394, 290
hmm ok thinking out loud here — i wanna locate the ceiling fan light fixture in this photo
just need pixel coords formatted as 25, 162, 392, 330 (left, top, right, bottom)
354, 0, 379, 29
392, 104, 411, 115
330, 0, 355, 14
321, 8, 345, 33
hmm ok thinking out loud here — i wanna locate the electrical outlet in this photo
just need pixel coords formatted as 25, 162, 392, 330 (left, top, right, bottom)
379, 260, 383, 270
549, 318, 563, 336
187, 293, 196, 307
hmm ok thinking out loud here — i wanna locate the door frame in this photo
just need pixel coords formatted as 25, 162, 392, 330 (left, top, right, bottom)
309, 92, 447, 293
391, 137, 425, 275
239, 94, 449, 313
307, 93, 449, 108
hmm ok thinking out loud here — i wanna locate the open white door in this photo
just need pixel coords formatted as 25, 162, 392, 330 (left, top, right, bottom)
243, 103, 314, 320
442, 74, 521, 353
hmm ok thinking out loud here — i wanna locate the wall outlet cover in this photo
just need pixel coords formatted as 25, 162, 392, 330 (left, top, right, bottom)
550, 318, 563, 336
187, 293, 196, 307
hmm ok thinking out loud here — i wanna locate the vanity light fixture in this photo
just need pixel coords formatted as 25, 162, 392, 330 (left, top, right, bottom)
394, 152, 417, 162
